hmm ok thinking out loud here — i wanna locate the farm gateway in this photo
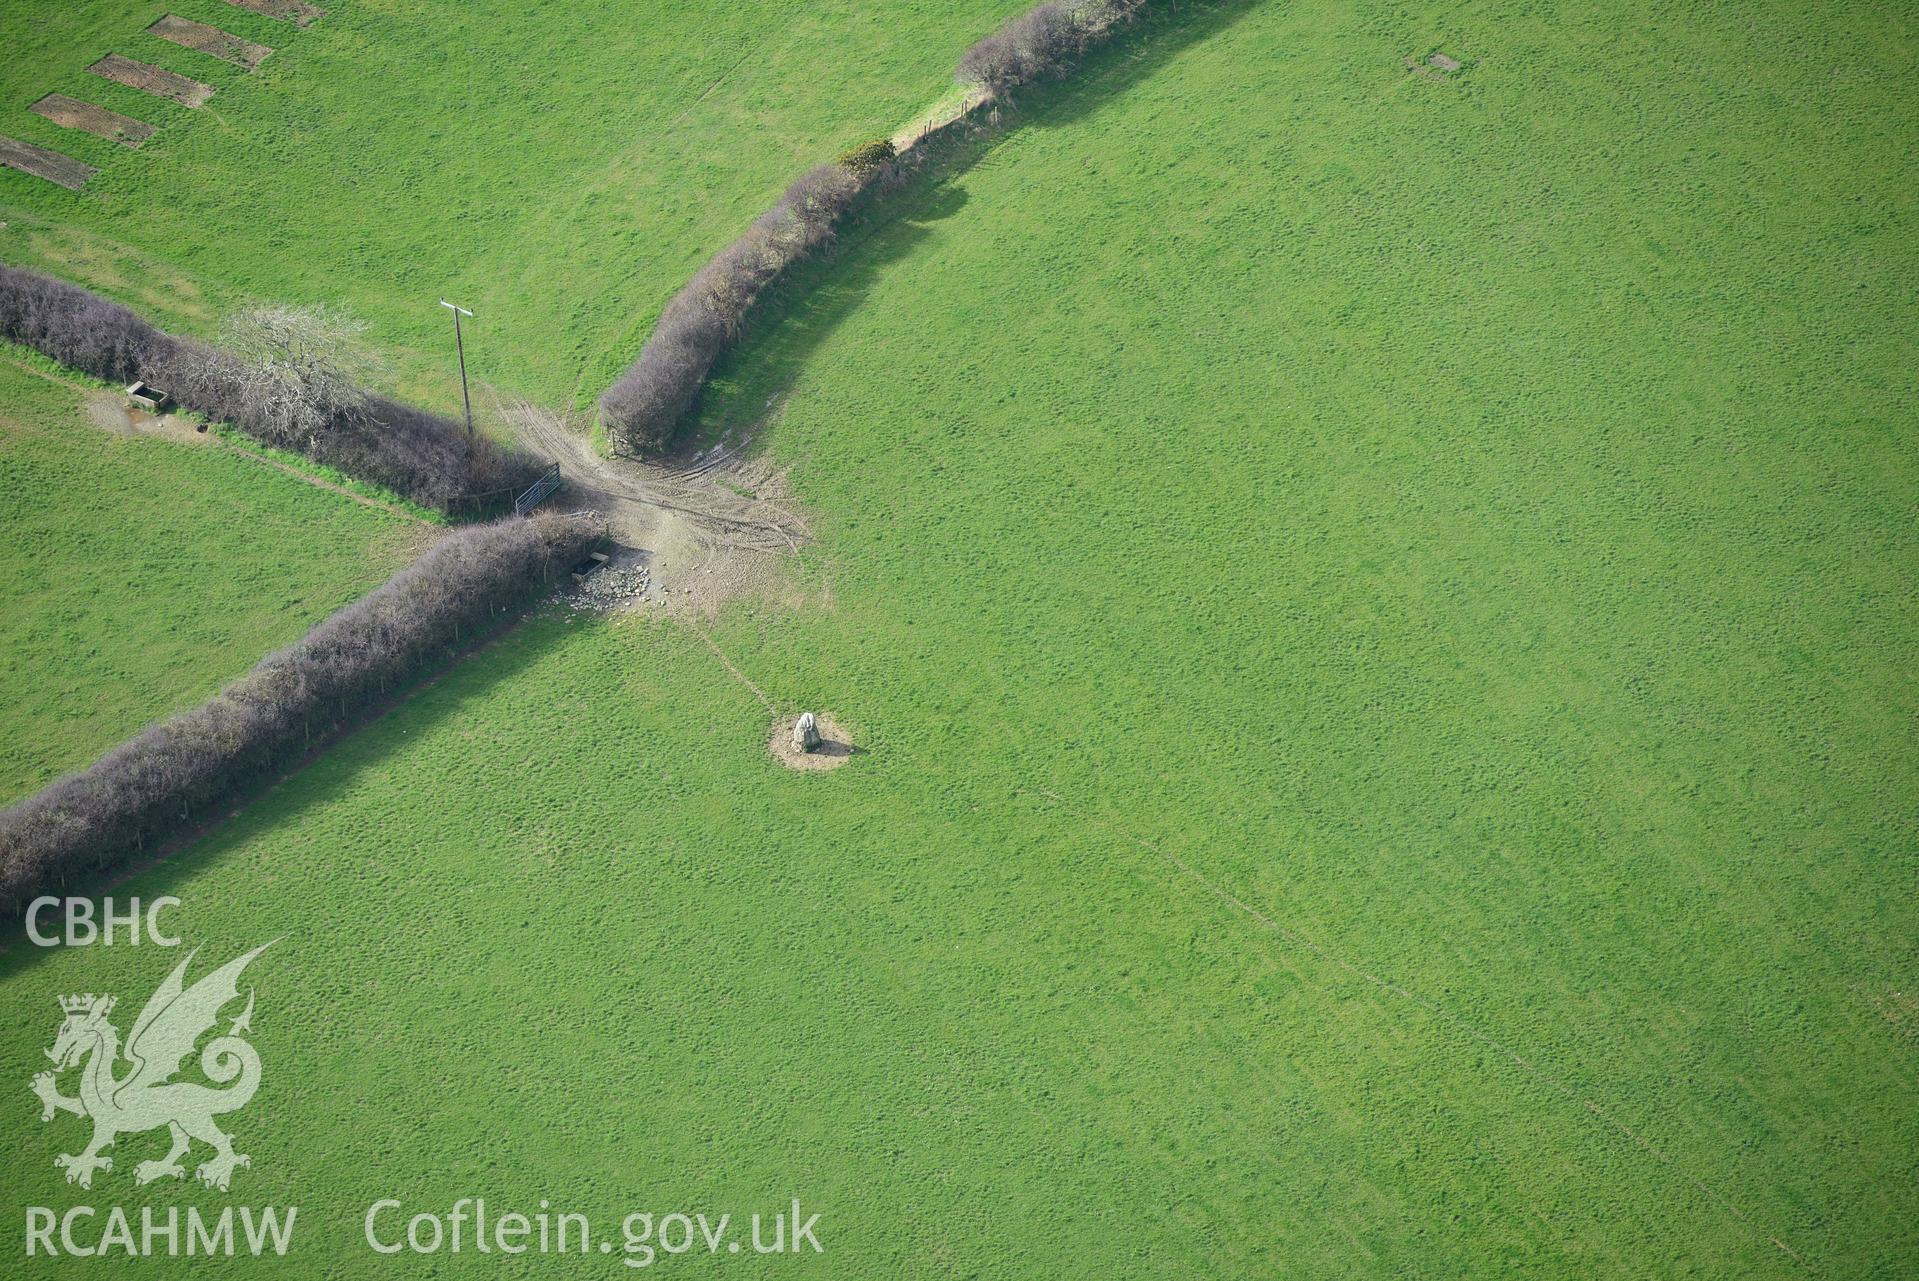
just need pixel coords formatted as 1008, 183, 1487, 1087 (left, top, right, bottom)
25, 1205, 297, 1258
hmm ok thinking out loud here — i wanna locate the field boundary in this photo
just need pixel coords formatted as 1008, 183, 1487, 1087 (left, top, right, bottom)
0, 268, 547, 515
684, 0, 1248, 459
0, 589, 562, 931
0, 347, 435, 525
0, 515, 604, 908
595, 0, 1158, 454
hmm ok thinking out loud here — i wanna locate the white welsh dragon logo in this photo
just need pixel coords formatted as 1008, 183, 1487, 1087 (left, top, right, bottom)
31, 943, 272, 1192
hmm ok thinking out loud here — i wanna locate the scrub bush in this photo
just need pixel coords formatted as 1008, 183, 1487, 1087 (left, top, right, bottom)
839, 139, 898, 174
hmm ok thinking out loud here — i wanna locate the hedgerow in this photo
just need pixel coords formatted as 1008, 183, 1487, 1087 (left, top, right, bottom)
598, 1, 1156, 455
0, 266, 546, 515
957, 0, 1149, 94
600, 163, 870, 453
0, 512, 604, 909
0, 263, 169, 385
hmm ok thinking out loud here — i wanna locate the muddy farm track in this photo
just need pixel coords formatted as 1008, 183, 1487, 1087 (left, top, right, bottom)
499, 394, 813, 612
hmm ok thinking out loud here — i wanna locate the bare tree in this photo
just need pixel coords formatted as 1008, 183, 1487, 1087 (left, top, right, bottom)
958, 2, 1087, 93
213, 303, 380, 444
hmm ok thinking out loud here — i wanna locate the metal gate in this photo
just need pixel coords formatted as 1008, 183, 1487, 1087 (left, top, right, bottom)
514, 463, 561, 517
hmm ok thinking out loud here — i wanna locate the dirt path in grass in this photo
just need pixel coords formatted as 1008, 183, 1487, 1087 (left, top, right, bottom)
211, 432, 436, 527
495, 390, 814, 614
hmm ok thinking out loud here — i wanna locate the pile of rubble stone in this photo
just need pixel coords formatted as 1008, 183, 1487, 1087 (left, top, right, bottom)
562, 561, 652, 610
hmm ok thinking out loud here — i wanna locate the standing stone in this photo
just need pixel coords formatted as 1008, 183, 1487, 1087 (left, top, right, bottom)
794, 712, 821, 753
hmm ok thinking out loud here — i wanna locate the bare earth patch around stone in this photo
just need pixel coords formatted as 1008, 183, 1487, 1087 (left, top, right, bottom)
0, 135, 97, 190
84, 390, 209, 444
223, 0, 326, 27
768, 713, 857, 771
29, 94, 156, 148
148, 15, 273, 71
89, 54, 215, 108
1404, 51, 1467, 82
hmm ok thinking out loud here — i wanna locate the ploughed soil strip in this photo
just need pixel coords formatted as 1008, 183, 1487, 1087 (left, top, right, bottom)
29, 93, 156, 148
148, 15, 273, 71
223, 0, 326, 26
0, 135, 97, 190
89, 54, 215, 108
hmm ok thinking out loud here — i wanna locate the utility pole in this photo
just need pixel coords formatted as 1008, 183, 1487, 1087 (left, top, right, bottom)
439, 298, 475, 439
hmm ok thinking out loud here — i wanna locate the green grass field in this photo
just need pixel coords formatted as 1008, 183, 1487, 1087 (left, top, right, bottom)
3, 0, 1917, 1276
0, 351, 420, 804
0, 0, 1028, 411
